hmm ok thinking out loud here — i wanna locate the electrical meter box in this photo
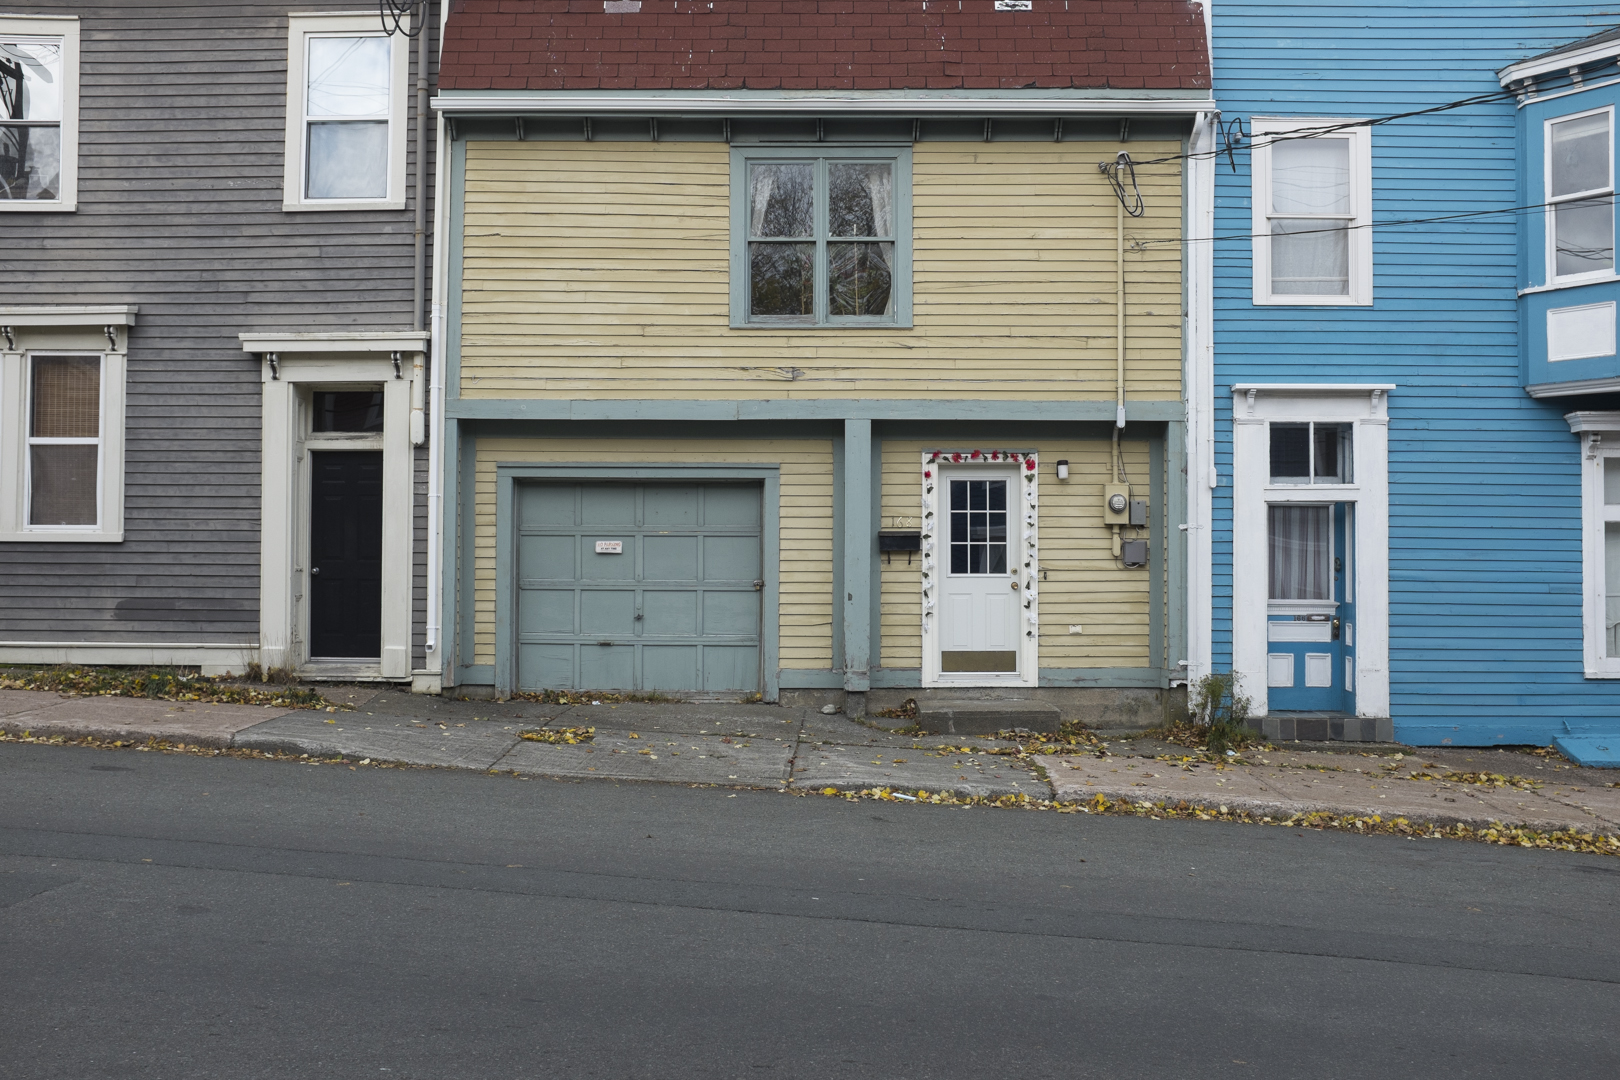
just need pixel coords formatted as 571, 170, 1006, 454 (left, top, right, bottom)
1128, 499, 1149, 528
1103, 483, 1131, 525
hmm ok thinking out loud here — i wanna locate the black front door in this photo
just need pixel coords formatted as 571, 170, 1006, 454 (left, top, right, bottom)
309, 450, 382, 659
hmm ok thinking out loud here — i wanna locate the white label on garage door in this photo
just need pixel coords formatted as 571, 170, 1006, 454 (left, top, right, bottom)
594, 540, 623, 554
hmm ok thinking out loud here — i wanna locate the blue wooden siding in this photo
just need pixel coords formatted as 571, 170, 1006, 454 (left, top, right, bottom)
1209, 3, 1619, 744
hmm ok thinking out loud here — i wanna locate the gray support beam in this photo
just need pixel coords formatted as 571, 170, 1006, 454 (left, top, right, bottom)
842, 419, 873, 700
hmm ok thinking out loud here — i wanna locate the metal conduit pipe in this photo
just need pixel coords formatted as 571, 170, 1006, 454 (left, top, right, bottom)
409, 7, 429, 448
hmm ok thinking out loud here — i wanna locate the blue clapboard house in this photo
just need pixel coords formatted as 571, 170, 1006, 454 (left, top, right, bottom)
1189, 4, 1620, 757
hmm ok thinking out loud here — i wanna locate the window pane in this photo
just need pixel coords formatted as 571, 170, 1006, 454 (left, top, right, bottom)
1271, 219, 1349, 295
313, 390, 384, 432
1269, 424, 1310, 483
0, 40, 63, 120
1314, 423, 1352, 483
749, 163, 812, 238
1271, 138, 1350, 215
307, 36, 390, 117
829, 162, 891, 237
1554, 197, 1614, 277
1605, 458, 1620, 505
30, 443, 97, 526
1551, 112, 1610, 198
0, 123, 59, 200
748, 241, 813, 316
306, 120, 388, 199
1607, 523, 1620, 658
829, 241, 892, 317
1269, 504, 1330, 600
32, 356, 100, 438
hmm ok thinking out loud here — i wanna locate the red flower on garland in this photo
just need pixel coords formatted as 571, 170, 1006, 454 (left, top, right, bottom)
930, 452, 940, 463
1025, 459, 1036, 471
923, 470, 931, 479
990, 451, 999, 461
951, 452, 962, 462
1008, 453, 1020, 462
970, 450, 981, 460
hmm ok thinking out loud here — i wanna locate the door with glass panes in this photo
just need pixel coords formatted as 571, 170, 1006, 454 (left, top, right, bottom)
937, 470, 1021, 678
1266, 422, 1356, 713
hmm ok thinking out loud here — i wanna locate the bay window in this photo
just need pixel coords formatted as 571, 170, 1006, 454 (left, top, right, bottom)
1547, 107, 1614, 281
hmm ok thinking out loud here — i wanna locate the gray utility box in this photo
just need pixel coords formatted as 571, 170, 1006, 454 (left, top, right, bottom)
1121, 539, 1148, 567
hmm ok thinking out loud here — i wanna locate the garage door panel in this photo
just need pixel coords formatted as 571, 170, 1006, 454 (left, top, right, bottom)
519, 589, 576, 635
642, 646, 699, 690
643, 535, 699, 581
580, 644, 635, 689
703, 646, 759, 691
704, 485, 761, 527
704, 535, 762, 580
581, 590, 636, 636
643, 485, 699, 527
580, 486, 636, 526
581, 537, 636, 580
519, 484, 577, 528
642, 590, 698, 636
518, 535, 576, 582
518, 644, 575, 690
516, 481, 762, 693
703, 589, 761, 636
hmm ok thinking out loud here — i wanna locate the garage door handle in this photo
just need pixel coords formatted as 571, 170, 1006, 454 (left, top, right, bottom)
597, 640, 613, 647
753, 579, 764, 591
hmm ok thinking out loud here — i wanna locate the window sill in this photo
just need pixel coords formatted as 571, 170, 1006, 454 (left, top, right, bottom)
0, 530, 122, 543
283, 199, 406, 213
1520, 273, 1620, 296
728, 319, 913, 330
1252, 294, 1371, 307
0, 200, 77, 213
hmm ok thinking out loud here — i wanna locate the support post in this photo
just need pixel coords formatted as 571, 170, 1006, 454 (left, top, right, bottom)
842, 418, 873, 710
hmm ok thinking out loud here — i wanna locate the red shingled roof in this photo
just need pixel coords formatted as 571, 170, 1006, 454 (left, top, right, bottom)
440, 0, 1210, 92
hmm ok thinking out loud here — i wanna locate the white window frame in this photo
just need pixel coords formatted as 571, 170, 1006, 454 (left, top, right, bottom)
0, 14, 80, 212
1567, 413, 1620, 677
282, 12, 409, 212
1230, 385, 1391, 719
0, 307, 133, 542
1250, 118, 1373, 306
1544, 105, 1615, 287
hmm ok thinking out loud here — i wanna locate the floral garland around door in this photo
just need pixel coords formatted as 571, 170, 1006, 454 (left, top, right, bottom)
920, 450, 1040, 660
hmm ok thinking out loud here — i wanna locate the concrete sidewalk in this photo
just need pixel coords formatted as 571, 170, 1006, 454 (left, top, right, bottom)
2, 686, 1615, 835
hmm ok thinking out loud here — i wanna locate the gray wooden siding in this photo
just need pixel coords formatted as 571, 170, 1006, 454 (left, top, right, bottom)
0, 2, 436, 651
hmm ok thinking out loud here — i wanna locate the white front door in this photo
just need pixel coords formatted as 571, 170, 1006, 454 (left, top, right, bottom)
937, 471, 1021, 679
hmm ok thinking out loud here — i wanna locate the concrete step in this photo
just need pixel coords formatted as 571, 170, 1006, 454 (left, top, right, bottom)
915, 698, 1062, 736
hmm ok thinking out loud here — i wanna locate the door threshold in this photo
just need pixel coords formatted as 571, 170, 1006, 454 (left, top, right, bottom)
299, 660, 393, 682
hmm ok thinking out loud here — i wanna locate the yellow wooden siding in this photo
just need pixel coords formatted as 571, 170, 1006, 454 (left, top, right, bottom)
878, 438, 1154, 670
460, 140, 1183, 400
471, 439, 833, 669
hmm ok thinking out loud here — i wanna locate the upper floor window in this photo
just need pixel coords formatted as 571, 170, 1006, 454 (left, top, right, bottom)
282, 13, 408, 211
730, 147, 912, 327
1251, 119, 1372, 306
0, 15, 78, 211
1547, 107, 1614, 282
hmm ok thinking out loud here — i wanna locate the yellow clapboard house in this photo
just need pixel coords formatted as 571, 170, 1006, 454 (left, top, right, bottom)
431, 1, 1214, 718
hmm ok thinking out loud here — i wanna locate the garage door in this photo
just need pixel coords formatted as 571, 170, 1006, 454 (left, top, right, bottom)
515, 482, 763, 692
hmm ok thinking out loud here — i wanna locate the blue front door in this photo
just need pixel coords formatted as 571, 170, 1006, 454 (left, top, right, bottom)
1267, 502, 1355, 713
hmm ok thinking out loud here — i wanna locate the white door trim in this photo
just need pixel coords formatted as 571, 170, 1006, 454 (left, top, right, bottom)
1230, 386, 1390, 718
258, 353, 418, 679
919, 450, 1039, 687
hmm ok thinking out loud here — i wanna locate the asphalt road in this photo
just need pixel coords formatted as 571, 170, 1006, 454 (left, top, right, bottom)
1, 742, 1616, 1080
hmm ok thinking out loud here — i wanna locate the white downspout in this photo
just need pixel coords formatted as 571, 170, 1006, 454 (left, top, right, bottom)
423, 5, 450, 683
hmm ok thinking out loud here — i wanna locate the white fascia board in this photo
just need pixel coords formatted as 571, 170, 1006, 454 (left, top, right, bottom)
1230, 383, 1396, 394
0, 305, 138, 326
431, 91, 1217, 116
238, 331, 430, 354
1500, 40, 1620, 86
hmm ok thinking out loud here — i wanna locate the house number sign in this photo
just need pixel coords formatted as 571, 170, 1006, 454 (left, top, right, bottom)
594, 541, 624, 554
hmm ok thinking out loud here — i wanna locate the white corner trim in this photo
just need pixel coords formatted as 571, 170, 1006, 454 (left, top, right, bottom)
1185, 108, 1217, 686
238, 331, 429, 354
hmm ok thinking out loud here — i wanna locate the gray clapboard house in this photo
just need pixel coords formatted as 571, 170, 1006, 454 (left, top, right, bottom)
1, 2, 442, 688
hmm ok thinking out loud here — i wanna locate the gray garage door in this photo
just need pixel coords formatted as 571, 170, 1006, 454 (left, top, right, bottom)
515, 482, 763, 692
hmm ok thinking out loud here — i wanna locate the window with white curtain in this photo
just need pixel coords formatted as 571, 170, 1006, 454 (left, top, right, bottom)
1251, 118, 1372, 305
0, 15, 78, 211
731, 147, 912, 327
1268, 504, 1331, 601
1546, 107, 1614, 282
282, 13, 409, 211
